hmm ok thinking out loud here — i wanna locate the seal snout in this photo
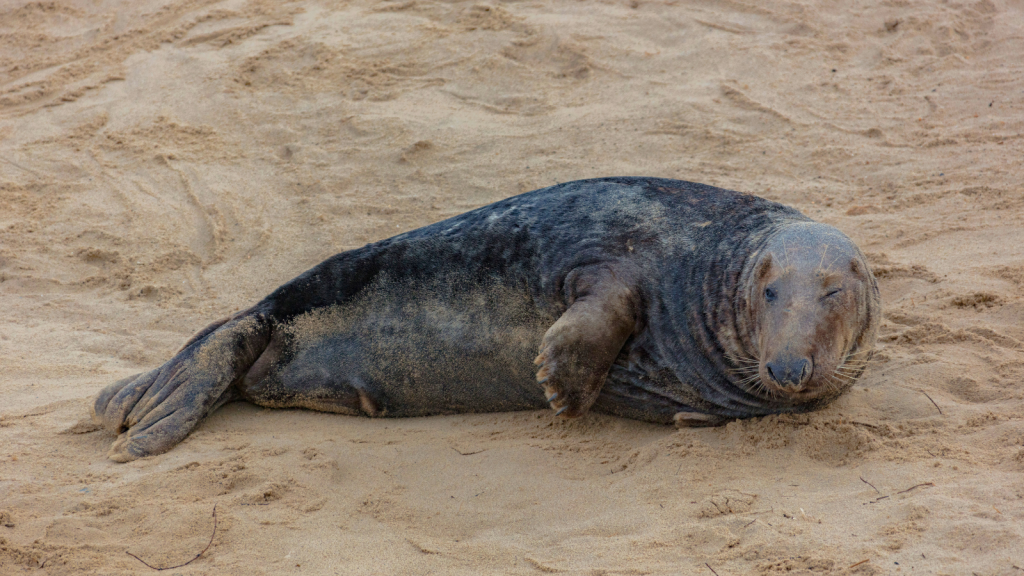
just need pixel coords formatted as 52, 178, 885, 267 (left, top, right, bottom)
765, 356, 812, 390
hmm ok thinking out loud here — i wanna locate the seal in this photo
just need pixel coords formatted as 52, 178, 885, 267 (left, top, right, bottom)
92, 177, 881, 461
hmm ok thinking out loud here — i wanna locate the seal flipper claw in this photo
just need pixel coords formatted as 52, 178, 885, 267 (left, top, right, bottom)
94, 310, 271, 461
673, 411, 729, 428
92, 371, 151, 431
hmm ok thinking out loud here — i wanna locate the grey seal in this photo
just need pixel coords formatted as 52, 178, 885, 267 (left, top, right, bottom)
92, 177, 881, 461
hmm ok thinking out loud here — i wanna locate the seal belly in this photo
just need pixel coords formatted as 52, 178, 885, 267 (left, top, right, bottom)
239, 276, 554, 416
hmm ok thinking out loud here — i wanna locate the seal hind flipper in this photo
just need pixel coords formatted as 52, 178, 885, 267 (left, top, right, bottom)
534, 265, 638, 417
174, 315, 232, 353
92, 311, 271, 461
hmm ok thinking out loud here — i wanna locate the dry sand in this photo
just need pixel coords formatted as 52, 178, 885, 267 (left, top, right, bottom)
2, 0, 1023, 573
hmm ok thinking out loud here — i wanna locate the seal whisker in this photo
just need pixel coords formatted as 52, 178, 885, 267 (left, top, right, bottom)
824, 372, 855, 394
823, 252, 844, 274
743, 379, 762, 395
834, 356, 869, 373
832, 376, 853, 393
728, 368, 760, 377
738, 373, 778, 401
842, 352, 872, 365
732, 371, 758, 385
757, 380, 779, 401
728, 366, 762, 375
833, 369, 864, 377
839, 367, 868, 376
833, 363, 866, 371
833, 365, 866, 377
724, 354, 760, 367
735, 374, 763, 386
831, 367, 858, 378
835, 362, 868, 373
821, 375, 846, 396
829, 375, 854, 387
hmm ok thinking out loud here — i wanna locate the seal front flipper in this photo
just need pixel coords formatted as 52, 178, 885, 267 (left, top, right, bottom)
92, 308, 271, 462
534, 265, 639, 418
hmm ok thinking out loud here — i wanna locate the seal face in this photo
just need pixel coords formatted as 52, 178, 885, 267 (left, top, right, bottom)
734, 222, 879, 410
92, 177, 881, 461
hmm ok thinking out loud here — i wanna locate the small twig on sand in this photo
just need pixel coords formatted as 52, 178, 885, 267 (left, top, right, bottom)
895, 482, 934, 495
859, 476, 880, 494
126, 504, 218, 571
918, 389, 943, 415
705, 562, 720, 576
865, 482, 935, 504
848, 559, 869, 569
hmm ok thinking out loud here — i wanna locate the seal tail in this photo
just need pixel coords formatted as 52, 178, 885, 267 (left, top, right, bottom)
92, 308, 271, 462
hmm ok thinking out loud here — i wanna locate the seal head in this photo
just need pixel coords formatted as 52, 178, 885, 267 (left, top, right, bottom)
741, 222, 880, 406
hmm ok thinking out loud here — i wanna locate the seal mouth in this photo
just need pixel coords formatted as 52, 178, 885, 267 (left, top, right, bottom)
759, 357, 865, 405
760, 353, 815, 398
730, 353, 854, 405
763, 381, 817, 402
775, 353, 866, 403
727, 354, 816, 403
778, 381, 822, 401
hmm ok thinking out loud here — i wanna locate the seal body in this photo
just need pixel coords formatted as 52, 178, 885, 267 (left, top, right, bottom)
93, 177, 881, 461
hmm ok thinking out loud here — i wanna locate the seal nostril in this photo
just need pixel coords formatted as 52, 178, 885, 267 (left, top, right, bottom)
796, 359, 811, 386
766, 364, 778, 384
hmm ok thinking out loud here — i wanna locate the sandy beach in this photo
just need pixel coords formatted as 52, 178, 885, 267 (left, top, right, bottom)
2, 0, 1024, 573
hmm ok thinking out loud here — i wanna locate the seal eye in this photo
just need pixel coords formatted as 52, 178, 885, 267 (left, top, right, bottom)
764, 287, 777, 302
824, 288, 842, 299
